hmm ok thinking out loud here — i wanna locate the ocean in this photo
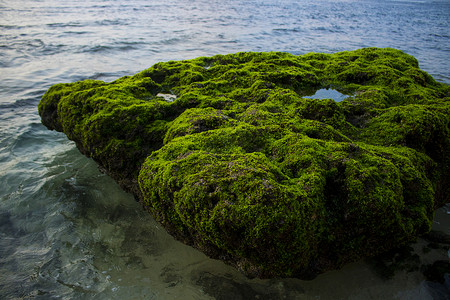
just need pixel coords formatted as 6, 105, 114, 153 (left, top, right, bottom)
0, 0, 449, 299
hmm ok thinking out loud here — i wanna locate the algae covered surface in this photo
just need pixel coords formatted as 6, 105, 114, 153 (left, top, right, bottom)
38, 48, 450, 279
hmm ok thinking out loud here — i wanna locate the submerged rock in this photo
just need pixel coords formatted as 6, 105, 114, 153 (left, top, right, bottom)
38, 48, 450, 279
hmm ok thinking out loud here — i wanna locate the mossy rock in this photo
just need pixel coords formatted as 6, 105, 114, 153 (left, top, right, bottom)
38, 48, 450, 279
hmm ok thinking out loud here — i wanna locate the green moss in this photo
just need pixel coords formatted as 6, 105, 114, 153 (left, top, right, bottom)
39, 48, 449, 279
362, 104, 449, 160
164, 107, 234, 144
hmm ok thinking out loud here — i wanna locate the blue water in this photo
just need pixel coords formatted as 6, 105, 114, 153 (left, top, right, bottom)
303, 88, 349, 102
1, 0, 449, 299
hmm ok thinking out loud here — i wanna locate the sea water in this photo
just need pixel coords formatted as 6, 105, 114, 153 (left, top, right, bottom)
303, 88, 348, 102
1, 0, 449, 299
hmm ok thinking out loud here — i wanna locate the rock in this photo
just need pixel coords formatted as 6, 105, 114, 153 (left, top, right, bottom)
423, 260, 450, 284
424, 230, 450, 245
38, 48, 450, 279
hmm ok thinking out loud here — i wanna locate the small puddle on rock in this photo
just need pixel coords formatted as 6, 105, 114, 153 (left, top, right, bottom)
304, 88, 348, 102
156, 93, 177, 102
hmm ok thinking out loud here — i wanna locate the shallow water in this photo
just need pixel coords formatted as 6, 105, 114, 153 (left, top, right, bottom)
303, 88, 348, 102
1, 0, 449, 299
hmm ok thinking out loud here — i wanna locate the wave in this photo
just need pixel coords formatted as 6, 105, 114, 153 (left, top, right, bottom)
77, 44, 139, 54
94, 19, 130, 26
47, 22, 84, 28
